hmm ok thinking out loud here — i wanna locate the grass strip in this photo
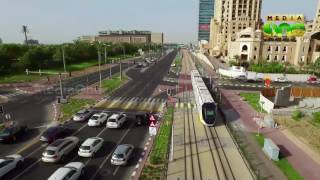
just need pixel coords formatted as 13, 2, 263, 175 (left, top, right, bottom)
240, 92, 266, 113
59, 98, 95, 122
253, 133, 303, 180
140, 107, 174, 180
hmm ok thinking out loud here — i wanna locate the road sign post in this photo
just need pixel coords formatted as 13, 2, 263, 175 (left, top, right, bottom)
149, 115, 157, 136
0, 106, 4, 114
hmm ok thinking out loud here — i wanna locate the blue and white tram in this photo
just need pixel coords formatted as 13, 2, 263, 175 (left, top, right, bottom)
191, 70, 217, 126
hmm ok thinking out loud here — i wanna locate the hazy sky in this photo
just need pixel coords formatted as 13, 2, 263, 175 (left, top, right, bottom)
0, 0, 317, 44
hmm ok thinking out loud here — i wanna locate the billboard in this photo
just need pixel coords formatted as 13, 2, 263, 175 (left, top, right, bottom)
263, 15, 306, 38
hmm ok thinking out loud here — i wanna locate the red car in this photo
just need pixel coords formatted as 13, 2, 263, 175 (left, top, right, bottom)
307, 76, 318, 83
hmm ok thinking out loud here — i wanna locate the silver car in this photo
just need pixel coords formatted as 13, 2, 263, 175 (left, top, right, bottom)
111, 144, 134, 166
48, 162, 84, 180
42, 136, 79, 163
73, 109, 93, 122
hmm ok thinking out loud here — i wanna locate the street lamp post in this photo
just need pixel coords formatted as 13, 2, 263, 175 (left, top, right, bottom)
98, 48, 102, 88
59, 73, 64, 100
120, 46, 125, 80
62, 47, 66, 73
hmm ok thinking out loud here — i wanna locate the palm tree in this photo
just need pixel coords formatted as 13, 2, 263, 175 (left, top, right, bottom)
298, 61, 305, 71
234, 55, 240, 66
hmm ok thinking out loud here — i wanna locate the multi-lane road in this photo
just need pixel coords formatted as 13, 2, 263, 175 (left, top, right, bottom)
1, 51, 176, 180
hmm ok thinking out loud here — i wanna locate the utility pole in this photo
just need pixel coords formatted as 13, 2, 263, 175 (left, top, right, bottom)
59, 73, 64, 100
104, 46, 107, 65
98, 48, 102, 88
22, 25, 28, 45
62, 47, 66, 73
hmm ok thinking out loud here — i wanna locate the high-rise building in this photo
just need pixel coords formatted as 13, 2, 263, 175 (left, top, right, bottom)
198, 0, 215, 42
209, 0, 262, 56
312, 0, 320, 32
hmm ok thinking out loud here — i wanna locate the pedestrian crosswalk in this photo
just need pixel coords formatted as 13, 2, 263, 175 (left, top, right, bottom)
174, 102, 195, 109
0, 91, 26, 98
96, 96, 167, 112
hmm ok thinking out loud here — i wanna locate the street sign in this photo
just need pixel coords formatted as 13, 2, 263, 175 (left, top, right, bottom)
5, 114, 11, 120
150, 121, 156, 127
149, 126, 157, 136
149, 115, 156, 122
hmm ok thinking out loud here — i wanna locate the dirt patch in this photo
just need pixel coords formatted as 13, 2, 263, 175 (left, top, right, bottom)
274, 116, 320, 156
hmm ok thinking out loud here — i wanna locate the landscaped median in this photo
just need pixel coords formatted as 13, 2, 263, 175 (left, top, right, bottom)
58, 98, 95, 122
254, 133, 303, 180
101, 74, 128, 94
140, 107, 174, 180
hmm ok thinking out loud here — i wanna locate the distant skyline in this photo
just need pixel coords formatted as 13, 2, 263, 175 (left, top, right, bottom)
0, 0, 318, 44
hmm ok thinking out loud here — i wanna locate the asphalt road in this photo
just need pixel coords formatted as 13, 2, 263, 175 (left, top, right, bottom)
0, 60, 137, 157
1, 51, 176, 180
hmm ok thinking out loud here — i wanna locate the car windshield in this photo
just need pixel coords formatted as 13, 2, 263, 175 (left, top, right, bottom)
113, 153, 124, 159
91, 116, 99, 120
0, 158, 14, 168
80, 146, 90, 150
45, 150, 56, 155
108, 118, 116, 122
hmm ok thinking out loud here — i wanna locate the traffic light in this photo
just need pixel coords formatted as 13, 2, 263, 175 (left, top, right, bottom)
0, 106, 4, 114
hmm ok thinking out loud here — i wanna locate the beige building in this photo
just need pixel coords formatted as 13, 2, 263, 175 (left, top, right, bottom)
151, 33, 164, 44
78, 36, 95, 43
209, 0, 262, 56
228, 27, 320, 66
313, 0, 320, 32
95, 30, 151, 44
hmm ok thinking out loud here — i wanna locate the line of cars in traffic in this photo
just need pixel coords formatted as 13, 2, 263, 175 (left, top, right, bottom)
135, 57, 157, 68
0, 109, 151, 179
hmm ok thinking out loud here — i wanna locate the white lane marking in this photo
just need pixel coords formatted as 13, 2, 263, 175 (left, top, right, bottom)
12, 159, 41, 180
96, 127, 108, 137
53, 103, 58, 121
90, 123, 134, 180
112, 166, 120, 176
72, 124, 88, 136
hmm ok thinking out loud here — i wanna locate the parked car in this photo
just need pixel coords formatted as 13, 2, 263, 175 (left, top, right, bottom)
0, 121, 27, 143
48, 162, 84, 180
106, 113, 127, 129
40, 126, 68, 143
136, 62, 143, 68
78, 137, 104, 157
110, 144, 134, 166
276, 77, 289, 83
307, 75, 318, 83
42, 136, 79, 163
73, 109, 93, 122
88, 112, 109, 127
235, 75, 247, 82
136, 113, 150, 126
0, 154, 24, 178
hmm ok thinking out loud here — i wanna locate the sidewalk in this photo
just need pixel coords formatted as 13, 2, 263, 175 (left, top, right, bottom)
221, 89, 320, 180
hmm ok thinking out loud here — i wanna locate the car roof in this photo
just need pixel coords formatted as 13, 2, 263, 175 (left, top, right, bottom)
49, 167, 73, 180
82, 137, 101, 146
115, 144, 133, 154
109, 113, 120, 119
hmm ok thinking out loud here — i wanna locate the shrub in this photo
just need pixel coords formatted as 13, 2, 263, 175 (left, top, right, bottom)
313, 112, 320, 124
292, 110, 304, 121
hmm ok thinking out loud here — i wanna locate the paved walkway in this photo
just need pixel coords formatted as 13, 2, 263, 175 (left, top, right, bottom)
221, 89, 320, 180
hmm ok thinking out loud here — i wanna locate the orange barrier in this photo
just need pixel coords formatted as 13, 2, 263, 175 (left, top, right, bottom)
291, 87, 320, 97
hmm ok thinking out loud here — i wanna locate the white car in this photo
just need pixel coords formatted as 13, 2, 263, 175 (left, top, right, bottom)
106, 113, 127, 129
87, 112, 109, 127
78, 137, 104, 157
0, 154, 24, 178
276, 77, 289, 83
48, 162, 84, 180
42, 136, 80, 163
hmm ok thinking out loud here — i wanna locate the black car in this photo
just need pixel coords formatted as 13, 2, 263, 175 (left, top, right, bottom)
40, 126, 68, 143
136, 113, 150, 126
0, 121, 27, 143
